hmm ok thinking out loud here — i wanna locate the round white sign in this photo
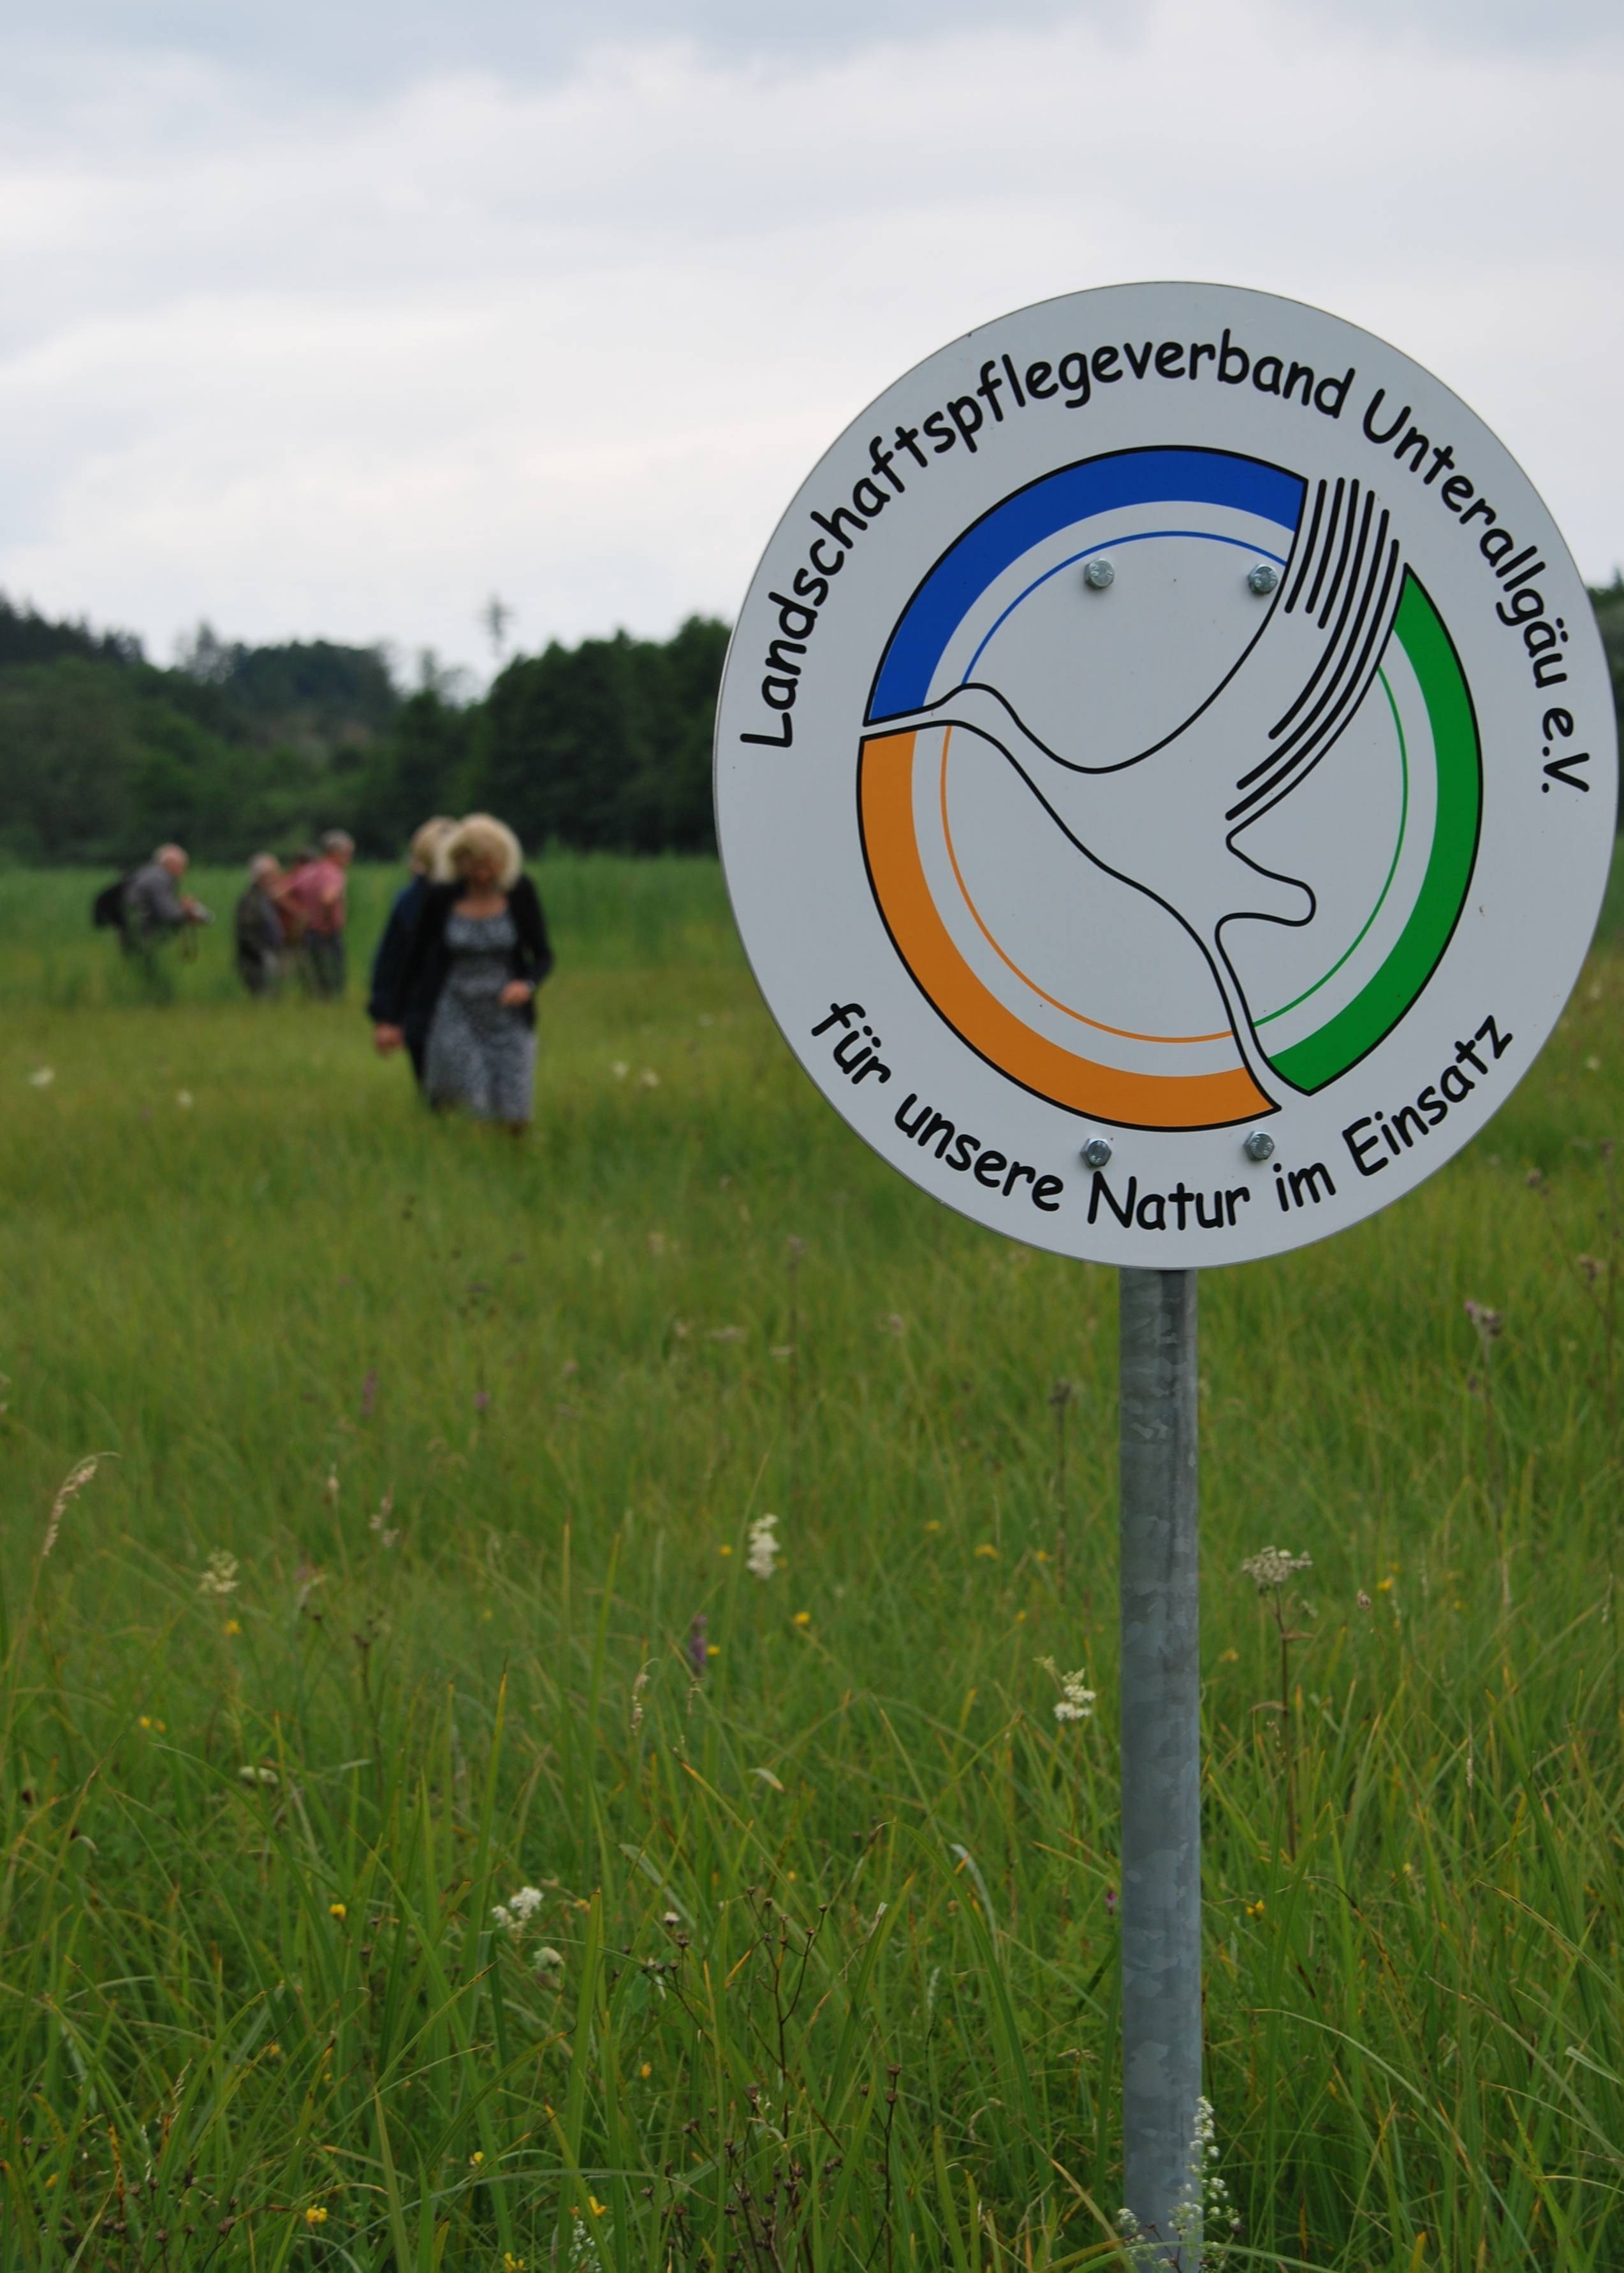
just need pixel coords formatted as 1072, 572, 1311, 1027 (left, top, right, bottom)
715, 282, 1616, 1264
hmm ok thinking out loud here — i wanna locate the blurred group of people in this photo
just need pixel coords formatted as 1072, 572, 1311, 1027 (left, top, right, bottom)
231, 832, 355, 998
110, 815, 552, 1129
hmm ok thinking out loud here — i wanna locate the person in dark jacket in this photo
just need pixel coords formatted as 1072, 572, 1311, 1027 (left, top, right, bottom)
373, 814, 553, 1130
234, 852, 286, 994
366, 815, 456, 1082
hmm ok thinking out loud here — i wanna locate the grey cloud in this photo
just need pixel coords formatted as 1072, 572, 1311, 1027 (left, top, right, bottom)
24, 1, 1082, 99
27, 0, 1620, 99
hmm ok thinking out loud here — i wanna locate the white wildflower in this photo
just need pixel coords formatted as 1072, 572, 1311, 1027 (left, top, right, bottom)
238, 1765, 279, 1787
491, 1884, 545, 1938
1039, 1656, 1097, 1723
534, 1944, 564, 1976
198, 1549, 240, 1598
175, 1090, 194, 1109
1166, 2094, 1241, 2253
369, 1491, 400, 1549
27, 1066, 55, 1088
745, 1512, 781, 1581
1241, 1545, 1312, 1592
567, 2211, 603, 2269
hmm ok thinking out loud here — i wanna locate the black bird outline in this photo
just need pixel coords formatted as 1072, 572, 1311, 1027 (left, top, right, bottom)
863, 478, 1404, 1105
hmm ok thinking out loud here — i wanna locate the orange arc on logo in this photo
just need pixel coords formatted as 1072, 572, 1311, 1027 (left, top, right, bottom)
858, 729, 1271, 1130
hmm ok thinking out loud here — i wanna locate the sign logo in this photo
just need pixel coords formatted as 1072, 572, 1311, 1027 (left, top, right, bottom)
858, 446, 1481, 1130
715, 284, 1613, 1264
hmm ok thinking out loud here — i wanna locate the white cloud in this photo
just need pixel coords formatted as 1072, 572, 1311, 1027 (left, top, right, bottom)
1, 0, 1620, 676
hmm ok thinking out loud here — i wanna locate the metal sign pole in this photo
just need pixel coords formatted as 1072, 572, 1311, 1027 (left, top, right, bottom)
1118, 1266, 1203, 2267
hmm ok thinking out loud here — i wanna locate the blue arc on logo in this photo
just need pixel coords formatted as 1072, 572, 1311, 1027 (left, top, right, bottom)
867, 445, 1306, 720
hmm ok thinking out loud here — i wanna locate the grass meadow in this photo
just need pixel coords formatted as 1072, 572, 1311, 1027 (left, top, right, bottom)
4, 856, 1624, 2271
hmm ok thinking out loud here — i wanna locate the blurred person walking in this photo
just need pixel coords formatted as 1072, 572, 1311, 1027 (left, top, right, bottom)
374, 814, 552, 1130
366, 815, 456, 1083
122, 844, 208, 953
234, 854, 286, 995
285, 830, 353, 997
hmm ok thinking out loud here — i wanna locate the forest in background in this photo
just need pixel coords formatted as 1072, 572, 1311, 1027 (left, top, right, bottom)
0, 603, 727, 866
0, 581, 1620, 868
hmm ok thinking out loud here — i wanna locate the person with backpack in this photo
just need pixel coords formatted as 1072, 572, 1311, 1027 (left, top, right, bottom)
122, 845, 207, 951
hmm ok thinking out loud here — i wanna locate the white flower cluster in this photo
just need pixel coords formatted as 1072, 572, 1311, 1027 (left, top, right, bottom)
238, 1764, 279, 1787
1240, 1545, 1312, 1593
1171, 2096, 1241, 2251
1039, 1656, 1097, 1723
746, 1512, 781, 1581
1118, 2096, 1241, 2266
198, 1549, 240, 1598
491, 1885, 545, 1937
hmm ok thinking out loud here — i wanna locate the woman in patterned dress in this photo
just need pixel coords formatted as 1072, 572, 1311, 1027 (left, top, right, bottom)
373, 815, 553, 1129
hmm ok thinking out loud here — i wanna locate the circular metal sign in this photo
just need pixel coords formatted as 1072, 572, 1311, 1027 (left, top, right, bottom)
715, 283, 1615, 1263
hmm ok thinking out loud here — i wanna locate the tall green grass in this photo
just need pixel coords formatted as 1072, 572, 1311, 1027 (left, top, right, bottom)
2, 860, 1622, 2268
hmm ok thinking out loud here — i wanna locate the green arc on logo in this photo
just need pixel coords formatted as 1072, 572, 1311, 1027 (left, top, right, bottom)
1259, 571, 1482, 1095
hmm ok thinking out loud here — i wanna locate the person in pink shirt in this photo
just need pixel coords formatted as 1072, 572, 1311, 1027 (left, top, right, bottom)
286, 830, 353, 997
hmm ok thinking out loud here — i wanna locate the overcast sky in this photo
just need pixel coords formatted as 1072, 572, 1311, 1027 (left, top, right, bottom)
3, 0, 1621, 680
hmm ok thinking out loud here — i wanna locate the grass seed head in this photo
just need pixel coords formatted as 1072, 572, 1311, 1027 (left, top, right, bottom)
41, 1454, 105, 1559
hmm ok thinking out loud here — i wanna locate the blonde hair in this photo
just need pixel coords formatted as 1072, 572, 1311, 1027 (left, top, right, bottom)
446, 813, 523, 891
409, 815, 457, 877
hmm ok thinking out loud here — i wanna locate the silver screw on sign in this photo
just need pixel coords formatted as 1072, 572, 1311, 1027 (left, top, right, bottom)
1247, 562, 1280, 595
1084, 559, 1116, 590
1243, 1129, 1276, 1162
1081, 1134, 1115, 1169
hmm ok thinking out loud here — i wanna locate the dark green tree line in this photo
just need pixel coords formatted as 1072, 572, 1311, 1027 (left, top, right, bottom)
0, 600, 730, 866
1, 579, 1618, 872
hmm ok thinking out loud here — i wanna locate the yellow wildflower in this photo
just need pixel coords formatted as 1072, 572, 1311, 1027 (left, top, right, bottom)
305, 2205, 328, 2226
792, 1611, 810, 1626
329, 1903, 347, 1921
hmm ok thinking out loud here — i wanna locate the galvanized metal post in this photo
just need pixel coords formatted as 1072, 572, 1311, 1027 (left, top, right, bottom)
1118, 1266, 1202, 2266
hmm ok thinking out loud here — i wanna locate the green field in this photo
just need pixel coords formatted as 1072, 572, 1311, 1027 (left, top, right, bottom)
4, 858, 1624, 2271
